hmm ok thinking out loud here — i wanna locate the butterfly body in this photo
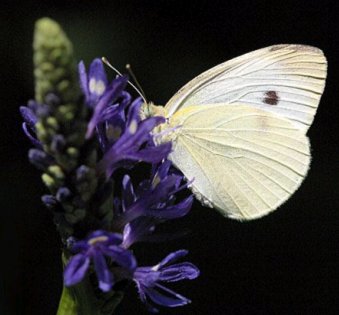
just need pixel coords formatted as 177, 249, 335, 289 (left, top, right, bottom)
146, 44, 327, 220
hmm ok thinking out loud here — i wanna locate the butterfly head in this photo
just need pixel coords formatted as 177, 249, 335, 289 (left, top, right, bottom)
140, 102, 168, 120
139, 102, 182, 146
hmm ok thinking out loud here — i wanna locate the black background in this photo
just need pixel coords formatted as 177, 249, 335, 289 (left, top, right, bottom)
1, 0, 339, 314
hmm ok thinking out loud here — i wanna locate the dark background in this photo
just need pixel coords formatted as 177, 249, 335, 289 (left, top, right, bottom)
1, 0, 338, 314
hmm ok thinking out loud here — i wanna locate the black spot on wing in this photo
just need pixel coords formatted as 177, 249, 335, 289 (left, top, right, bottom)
263, 90, 279, 105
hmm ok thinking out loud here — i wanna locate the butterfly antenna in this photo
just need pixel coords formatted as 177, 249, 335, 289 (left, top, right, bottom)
125, 64, 148, 103
101, 57, 147, 103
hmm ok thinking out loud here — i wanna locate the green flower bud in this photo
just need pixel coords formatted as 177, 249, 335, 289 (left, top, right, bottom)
48, 165, 65, 180
42, 173, 57, 190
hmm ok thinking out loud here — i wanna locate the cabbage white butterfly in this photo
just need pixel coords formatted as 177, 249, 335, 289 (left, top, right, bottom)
145, 44, 327, 220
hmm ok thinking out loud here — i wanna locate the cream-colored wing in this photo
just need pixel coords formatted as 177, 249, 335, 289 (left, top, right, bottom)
168, 104, 311, 220
165, 44, 327, 133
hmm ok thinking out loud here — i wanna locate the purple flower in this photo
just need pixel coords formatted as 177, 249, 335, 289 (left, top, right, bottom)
28, 148, 54, 170
64, 230, 136, 292
79, 58, 108, 108
20, 102, 41, 147
118, 161, 193, 248
79, 59, 171, 176
97, 98, 172, 178
79, 59, 129, 139
86, 75, 128, 139
96, 91, 132, 152
133, 250, 199, 312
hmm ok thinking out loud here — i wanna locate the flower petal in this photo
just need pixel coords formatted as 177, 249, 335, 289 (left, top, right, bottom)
20, 106, 37, 130
151, 175, 181, 203
78, 61, 90, 102
159, 262, 200, 282
28, 149, 54, 170
102, 245, 137, 271
100, 104, 120, 123
147, 196, 193, 220
151, 160, 172, 185
128, 116, 165, 147
122, 217, 156, 247
93, 250, 114, 292
122, 175, 136, 210
125, 97, 143, 128
116, 115, 164, 153
145, 284, 191, 308
100, 91, 131, 127
129, 142, 172, 164
158, 250, 189, 268
71, 240, 89, 253
86, 75, 128, 139
133, 250, 199, 311
64, 253, 90, 286
22, 123, 41, 148
89, 58, 108, 88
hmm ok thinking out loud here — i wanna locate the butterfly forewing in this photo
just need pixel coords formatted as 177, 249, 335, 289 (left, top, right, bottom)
165, 44, 327, 133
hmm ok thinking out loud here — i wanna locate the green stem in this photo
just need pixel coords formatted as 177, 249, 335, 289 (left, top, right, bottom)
56, 286, 78, 315
56, 282, 124, 315
56, 278, 102, 315
57, 253, 124, 315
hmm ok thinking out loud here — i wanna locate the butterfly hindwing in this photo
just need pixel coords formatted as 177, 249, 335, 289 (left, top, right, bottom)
168, 104, 311, 220
165, 44, 327, 133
